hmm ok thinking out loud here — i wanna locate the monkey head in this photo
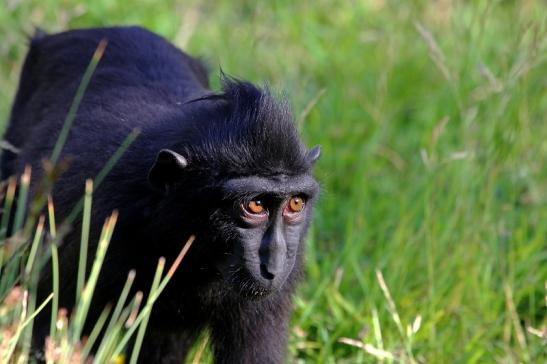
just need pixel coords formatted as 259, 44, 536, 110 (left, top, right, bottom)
147, 79, 320, 298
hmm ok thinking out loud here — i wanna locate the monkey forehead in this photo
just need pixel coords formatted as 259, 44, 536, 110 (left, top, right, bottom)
222, 174, 319, 197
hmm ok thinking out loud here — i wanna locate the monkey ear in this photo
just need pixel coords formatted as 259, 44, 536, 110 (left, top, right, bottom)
148, 149, 188, 193
306, 145, 321, 164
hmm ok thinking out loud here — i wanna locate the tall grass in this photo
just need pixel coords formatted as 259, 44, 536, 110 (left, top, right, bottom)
0, 171, 194, 362
0, 39, 194, 363
0, 0, 546, 363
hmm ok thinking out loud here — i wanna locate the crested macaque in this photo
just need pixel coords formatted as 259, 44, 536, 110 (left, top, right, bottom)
1, 26, 320, 363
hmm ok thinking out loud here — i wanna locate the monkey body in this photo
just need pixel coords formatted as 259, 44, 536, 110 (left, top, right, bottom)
2, 26, 319, 363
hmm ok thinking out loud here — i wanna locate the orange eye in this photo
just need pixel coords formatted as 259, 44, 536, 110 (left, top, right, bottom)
246, 200, 265, 214
288, 196, 305, 213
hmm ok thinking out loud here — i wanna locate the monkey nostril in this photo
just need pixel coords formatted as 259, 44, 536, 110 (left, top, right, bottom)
260, 264, 275, 280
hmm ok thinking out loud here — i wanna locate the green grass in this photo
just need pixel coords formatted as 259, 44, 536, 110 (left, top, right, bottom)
1, 0, 546, 363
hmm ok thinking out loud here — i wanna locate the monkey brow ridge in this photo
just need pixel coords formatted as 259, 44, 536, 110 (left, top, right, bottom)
222, 174, 319, 197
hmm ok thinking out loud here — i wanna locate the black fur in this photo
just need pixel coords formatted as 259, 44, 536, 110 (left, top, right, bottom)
1, 26, 319, 363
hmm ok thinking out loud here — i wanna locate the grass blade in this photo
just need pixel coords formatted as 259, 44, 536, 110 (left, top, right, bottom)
129, 259, 165, 364
70, 211, 118, 343
47, 196, 59, 341
102, 270, 137, 341
76, 179, 93, 304
65, 128, 140, 225
12, 165, 31, 232
80, 304, 113, 360
0, 176, 17, 241
111, 235, 195, 359
49, 39, 108, 166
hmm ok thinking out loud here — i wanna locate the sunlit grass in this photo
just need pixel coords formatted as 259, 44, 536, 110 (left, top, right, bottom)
0, 172, 194, 362
0, 0, 546, 363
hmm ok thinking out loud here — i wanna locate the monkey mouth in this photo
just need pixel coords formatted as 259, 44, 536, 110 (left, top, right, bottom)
225, 266, 278, 300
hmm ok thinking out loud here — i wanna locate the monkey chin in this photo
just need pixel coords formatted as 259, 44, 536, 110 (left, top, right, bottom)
237, 285, 272, 301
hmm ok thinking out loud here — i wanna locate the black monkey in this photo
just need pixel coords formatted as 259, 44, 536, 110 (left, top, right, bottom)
1, 26, 320, 363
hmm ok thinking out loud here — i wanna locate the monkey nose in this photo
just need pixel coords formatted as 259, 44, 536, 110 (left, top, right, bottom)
260, 264, 276, 280
259, 251, 285, 280
259, 231, 287, 280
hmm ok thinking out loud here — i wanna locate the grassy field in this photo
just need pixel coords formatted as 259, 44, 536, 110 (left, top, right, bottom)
1, 0, 546, 363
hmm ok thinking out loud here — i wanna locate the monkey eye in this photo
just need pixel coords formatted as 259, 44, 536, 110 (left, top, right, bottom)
241, 199, 268, 224
283, 196, 306, 222
246, 200, 265, 214
287, 196, 305, 213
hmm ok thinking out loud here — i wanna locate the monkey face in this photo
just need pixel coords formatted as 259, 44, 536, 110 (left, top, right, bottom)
148, 152, 319, 298
144, 78, 322, 300
213, 174, 319, 298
